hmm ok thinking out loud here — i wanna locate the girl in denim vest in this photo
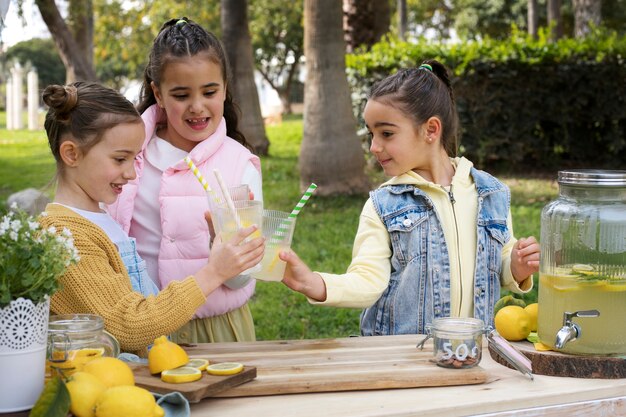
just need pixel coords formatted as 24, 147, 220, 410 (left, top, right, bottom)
282, 60, 540, 334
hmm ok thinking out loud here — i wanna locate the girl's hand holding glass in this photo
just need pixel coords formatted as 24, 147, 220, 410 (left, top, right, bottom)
196, 225, 265, 294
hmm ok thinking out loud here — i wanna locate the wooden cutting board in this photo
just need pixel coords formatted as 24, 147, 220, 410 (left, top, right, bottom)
131, 364, 257, 403
181, 335, 489, 397
489, 340, 626, 379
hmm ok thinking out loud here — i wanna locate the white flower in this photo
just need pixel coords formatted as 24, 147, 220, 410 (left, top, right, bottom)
28, 220, 40, 231
47, 226, 57, 234
61, 228, 72, 237
9, 202, 18, 210
9, 230, 18, 241
10, 220, 21, 232
40, 211, 48, 217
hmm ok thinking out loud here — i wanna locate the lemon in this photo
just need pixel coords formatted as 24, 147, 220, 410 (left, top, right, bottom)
494, 305, 531, 341
148, 335, 189, 374
206, 362, 244, 376
161, 366, 203, 383
95, 386, 164, 417
524, 303, 539, 332
186, 358, 210, 371
66, 372, 107, 417
83, 357, 135, 388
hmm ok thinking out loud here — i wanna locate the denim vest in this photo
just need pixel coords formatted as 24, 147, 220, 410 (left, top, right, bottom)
117, 238, 160, 298
361, 168, 511, 336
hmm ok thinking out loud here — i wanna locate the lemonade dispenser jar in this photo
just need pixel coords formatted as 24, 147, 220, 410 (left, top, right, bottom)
46, 314, 120, 378
538, 170, 626, 355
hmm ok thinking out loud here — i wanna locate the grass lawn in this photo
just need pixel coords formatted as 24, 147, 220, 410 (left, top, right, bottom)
0, 112, 558, 340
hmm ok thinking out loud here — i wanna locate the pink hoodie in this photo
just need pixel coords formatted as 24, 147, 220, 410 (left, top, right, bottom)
108, 104, 261, 318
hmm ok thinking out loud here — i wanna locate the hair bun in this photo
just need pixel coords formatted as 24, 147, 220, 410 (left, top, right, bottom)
42, 84, 79, 123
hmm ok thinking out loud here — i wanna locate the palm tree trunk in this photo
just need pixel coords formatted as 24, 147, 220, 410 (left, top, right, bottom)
221, 0, 270, 155
573, 0, 602, 38
301, 0, 369, 196
528, 0, 538, 39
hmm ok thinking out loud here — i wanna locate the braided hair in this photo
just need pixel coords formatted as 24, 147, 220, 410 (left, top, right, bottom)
137, 17, 248, 148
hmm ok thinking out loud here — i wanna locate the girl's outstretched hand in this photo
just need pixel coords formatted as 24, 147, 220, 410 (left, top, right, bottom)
511, 236, 540, 283
280, 249, 327, 302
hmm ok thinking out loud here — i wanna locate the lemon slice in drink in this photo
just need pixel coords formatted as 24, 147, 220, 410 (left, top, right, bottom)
161, 367, 202, 384
206, 362, 244, 376
572, 264, 595, 275
186, 358, 210, 371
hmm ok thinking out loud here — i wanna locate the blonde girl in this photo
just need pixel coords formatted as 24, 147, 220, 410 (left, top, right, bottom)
39, 82, 263, 354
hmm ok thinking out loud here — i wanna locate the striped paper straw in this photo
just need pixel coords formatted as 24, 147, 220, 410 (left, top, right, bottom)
184, 156, 219, 204
184, 156, 210, 191
269, 183, 317, 244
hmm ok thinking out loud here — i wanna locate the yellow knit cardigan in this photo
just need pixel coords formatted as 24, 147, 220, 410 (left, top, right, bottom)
39, 204, 206, 355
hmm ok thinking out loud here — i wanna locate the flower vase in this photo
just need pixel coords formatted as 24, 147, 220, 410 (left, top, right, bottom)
0, 296, 50, 412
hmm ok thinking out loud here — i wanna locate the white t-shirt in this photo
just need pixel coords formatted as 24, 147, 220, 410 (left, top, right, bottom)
59, 204, 130, 248
129, 134, 263, 287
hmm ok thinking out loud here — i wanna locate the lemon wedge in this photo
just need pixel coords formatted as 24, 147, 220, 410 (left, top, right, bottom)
186, 358, 210, 371
206, 362, 244, 376
161, 367, 202, 384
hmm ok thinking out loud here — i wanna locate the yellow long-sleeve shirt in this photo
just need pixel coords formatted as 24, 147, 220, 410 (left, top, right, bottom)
39, 204, 206, 354
314, 157, 532, 317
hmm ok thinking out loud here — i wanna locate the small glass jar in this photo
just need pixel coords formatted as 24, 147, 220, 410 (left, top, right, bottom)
427, 317, 485, 369
46, 314, 120, 378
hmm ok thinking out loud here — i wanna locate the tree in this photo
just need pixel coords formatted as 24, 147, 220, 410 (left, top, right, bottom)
33, 0, 96, 82
6, 38, 65, 88
93, 0, 221, 89
301, 0, 369, 196
221, 0, 270, 155
528, 0, 538, 38
343, 0, 391, 52
397, 0, 407, 40
573, 0, 602, 37
249, 0, 303, 115
547, 0, 564, 41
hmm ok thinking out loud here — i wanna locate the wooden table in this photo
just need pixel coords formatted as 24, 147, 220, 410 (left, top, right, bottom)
189, 335, 626, 417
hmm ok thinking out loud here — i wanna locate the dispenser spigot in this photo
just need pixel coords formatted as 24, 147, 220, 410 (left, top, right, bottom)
555, 310, 600, 349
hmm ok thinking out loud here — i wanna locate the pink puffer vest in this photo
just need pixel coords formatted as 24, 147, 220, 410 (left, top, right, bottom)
108, 104, 261, 318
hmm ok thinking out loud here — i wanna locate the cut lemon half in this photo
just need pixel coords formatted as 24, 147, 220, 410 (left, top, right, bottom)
206, 362, 244, 376
161, 367, 202, 384
186, 358, 210, 371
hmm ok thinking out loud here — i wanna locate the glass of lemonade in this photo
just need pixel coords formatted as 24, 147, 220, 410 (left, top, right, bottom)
252, 210, 297, 282
212, 199, 263, 274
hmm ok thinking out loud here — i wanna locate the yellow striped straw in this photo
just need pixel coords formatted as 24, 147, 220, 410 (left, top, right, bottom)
184, 157, 220, 205
184, 156, 211, 191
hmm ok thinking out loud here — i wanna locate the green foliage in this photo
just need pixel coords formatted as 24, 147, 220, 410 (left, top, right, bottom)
5, 38, 66, 89
28, 376, 70, 417
93, 0, 221, 88
347, 29, 626, 174
0, 208, 79, 306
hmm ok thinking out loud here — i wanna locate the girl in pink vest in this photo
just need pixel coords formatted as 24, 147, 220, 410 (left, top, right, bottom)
108, 17, 263, 344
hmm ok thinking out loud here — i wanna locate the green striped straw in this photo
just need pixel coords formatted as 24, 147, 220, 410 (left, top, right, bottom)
269, 183, 317, 244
